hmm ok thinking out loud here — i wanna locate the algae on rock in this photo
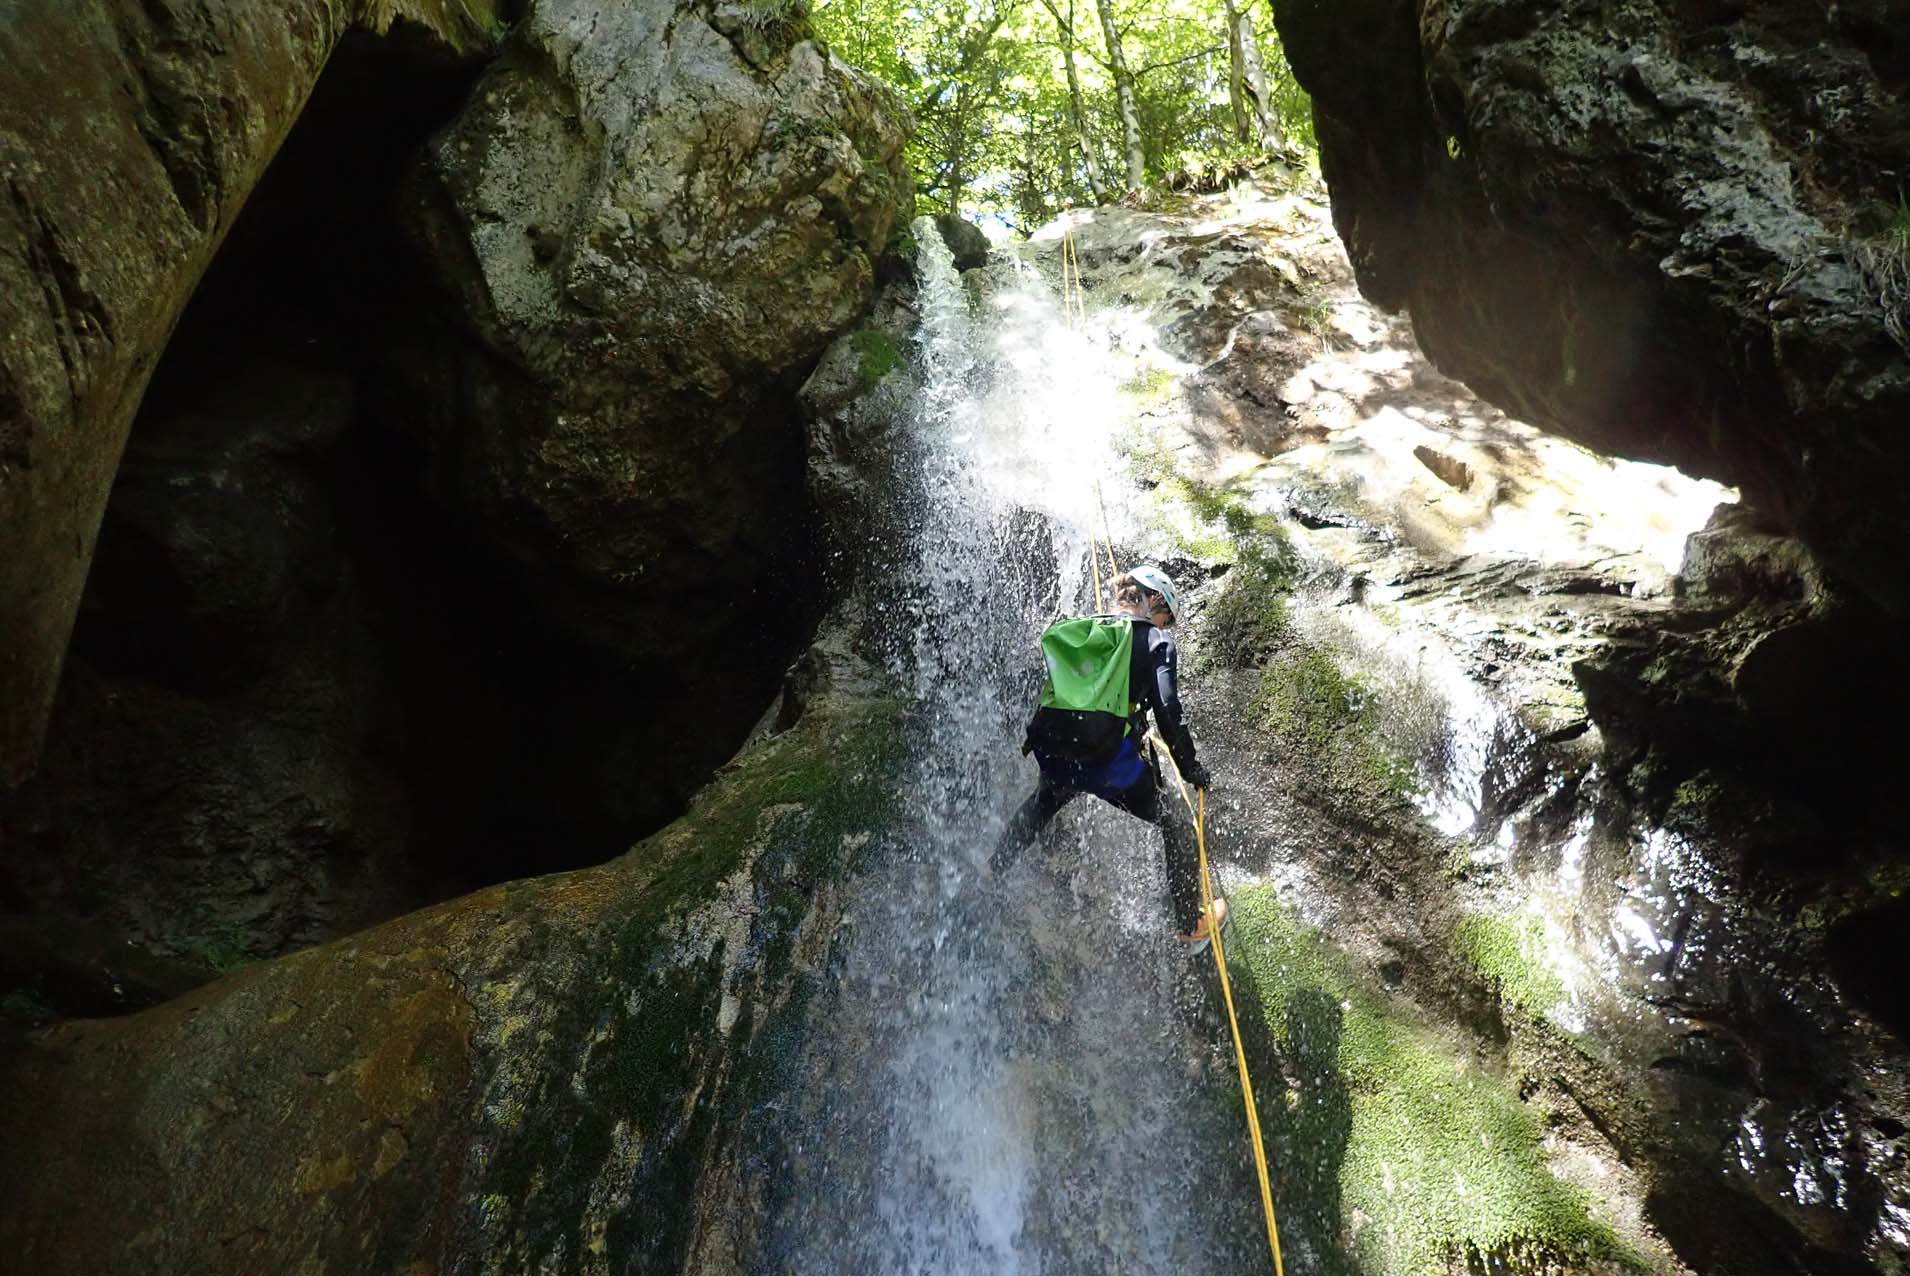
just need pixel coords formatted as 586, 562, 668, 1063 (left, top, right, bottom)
1232, 890, 1636, 1276
0, 651, 911, 1275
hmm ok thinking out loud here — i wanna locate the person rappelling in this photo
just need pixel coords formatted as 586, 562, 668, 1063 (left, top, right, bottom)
988, 565, 1229, 951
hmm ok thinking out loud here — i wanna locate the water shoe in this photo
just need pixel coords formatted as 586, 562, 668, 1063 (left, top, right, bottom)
1178, 897, 1231, 954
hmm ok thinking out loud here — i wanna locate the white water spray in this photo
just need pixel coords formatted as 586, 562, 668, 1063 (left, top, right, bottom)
753, 219, 1264, 1274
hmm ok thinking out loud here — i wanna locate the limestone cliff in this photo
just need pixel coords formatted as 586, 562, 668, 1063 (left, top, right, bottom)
394, 0, 911, 697
0, 0, 506, 789
0, 645, 906, 1273
1271, 0, 1910, 613
0, 0, 912, 975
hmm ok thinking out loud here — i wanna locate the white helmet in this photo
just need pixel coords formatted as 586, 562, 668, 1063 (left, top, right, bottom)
1129, 564, 1180, 623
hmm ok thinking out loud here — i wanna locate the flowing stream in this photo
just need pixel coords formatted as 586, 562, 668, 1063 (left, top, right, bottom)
749, 221, 1268, 1272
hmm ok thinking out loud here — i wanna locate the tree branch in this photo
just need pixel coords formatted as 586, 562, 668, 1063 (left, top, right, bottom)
1131, 45, 1224, 77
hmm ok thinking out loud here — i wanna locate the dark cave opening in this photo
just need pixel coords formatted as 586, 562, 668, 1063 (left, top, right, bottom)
3, 21, 740, 991
1827, 897, 1910, 1048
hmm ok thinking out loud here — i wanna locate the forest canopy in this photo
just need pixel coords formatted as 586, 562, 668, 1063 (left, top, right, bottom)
806, 0, 1314, 232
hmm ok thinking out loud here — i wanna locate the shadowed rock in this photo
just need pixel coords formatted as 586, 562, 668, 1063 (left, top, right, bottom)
0, 639, 907, 1274
0, 0, 506, 789
1271, 0, 1910, 612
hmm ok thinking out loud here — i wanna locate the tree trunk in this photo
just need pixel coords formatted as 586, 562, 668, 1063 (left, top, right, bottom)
1226, 0, 1284, 150
1041, 0, 1108, 202
1092, 0, 1145, 192
946, 87, 968, 214
1225, 0, 1250, 144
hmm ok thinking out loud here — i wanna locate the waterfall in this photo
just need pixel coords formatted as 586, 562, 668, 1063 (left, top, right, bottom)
750, 219, 1267, 1273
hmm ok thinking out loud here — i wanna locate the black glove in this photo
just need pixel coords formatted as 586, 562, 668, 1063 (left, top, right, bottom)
1182, 760, 1213, 792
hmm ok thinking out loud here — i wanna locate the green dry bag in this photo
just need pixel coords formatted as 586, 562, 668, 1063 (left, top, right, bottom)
1022, 615, 1134, 762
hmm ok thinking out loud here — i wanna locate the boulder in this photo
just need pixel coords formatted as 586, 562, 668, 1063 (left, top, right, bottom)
934, 212, 991, 270
1575, 505, 1910, 822
0, 631, 908, 1274
0, 0, 914, 967
800, 272, 921, 586
0, 0, 505, 790
1271, 0, 1910, 612
393, 0, 912, 680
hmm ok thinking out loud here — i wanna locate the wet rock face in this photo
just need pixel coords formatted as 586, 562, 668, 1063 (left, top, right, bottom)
1271, 0, 1910, 612
1576, 503, 1910, 828
934, 213, 992, 270
0, 0, 505, 788
395, 0, 912, 682
1018, 174, 1910, 1272
0, 643, 909, 1276
0, 0, 911, 975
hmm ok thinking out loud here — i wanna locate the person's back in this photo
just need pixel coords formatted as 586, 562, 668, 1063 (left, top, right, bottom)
991, 566, 1225, 949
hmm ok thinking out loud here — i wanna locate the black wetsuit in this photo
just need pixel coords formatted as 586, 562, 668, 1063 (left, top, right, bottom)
994, 617, 1206, 933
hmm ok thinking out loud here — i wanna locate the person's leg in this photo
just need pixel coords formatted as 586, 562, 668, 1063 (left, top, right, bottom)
989, 780, 1074, 876
1108, 776, 1205, 935
1158, 801, 1206, 936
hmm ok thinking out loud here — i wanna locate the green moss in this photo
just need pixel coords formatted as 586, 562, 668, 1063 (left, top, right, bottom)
1116, 427, 1298, 574
661, 701, 908, 913
1202, 559, 1293, 668
1232, 891, 1633, 1276
1118, 364, 1179, 408
773, 109, 838, 150
1454, 913, 1566, 1020
1255, 644, 1420, 804
852, 326, 904, 386
0, 986, 54, 1022
1441, 841, 1476, 883
171, 922, 253, 974
474, 700, 910, 1270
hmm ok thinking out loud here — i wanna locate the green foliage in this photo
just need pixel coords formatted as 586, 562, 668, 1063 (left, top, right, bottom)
1858, 190, 1910, 335
852, 326, 905, 385
1885, 190, 1910, 255
813, 0, 1314, 226
1454, 913, 1566, 1019
736, 0, 808, 30
1232, 891, 1634, 1276
1293, 296, 1336, 349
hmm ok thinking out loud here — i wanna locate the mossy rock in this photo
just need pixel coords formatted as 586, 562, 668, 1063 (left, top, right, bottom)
1454, 912, 1567, 1021
851, 326, 904, 387
0, 685, 911, 1275
1253, 641, 1420, 807
1230, 890, 1639, 1276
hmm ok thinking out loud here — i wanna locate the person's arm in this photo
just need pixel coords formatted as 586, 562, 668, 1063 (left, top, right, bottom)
1147, 630, 1209, 787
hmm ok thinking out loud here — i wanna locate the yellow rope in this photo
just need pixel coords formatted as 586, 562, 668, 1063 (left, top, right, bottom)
1157, 739, 1287, 1276
1092, 481, 1120, 593
1058, 223, 1283, 1269
1061, 225, 1085, 328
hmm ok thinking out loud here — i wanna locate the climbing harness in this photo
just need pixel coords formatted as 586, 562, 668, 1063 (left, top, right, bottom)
1075, 506, 1285, 1273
